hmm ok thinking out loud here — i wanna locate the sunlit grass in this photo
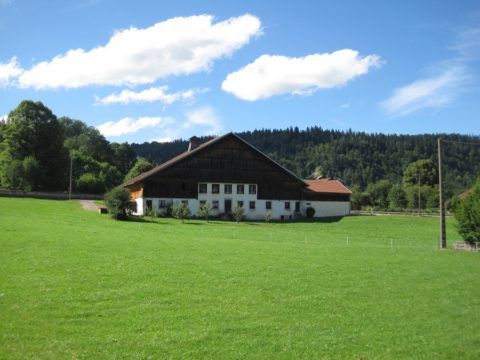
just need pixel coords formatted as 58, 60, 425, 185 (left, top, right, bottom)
0, 198, 479, 359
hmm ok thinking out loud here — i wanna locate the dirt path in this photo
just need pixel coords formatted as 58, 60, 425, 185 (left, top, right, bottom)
79, 200, 98, 211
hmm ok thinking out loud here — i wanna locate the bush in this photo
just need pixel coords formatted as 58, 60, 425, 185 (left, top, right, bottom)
105, 187, 130, 220
232, 205, 245, 223
455, 180, 480, 245
76, 173, 105, 194
306, 207, 315, 218
198, 202, 212, 222
264, 212, 272, 223
172, 202, 191, 223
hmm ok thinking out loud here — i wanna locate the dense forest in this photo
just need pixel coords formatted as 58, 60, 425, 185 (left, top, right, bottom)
132, 127, 480, 197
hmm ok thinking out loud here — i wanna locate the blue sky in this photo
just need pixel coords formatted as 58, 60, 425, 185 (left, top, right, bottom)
1, 0, 479, 143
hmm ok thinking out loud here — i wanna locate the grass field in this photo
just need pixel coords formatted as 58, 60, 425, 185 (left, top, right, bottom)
1, 198, 479, 359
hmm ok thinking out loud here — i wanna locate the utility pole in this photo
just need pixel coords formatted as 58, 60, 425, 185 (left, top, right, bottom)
418, 174, 421, 216
69, 155, 73, 200
438, 138, 446, 248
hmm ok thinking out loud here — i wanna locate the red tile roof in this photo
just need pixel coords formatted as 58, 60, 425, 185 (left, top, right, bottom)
305, 179, 352, 194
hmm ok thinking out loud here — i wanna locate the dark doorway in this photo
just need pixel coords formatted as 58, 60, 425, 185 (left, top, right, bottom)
295, 201, 300, 212
225, 199, 232, 214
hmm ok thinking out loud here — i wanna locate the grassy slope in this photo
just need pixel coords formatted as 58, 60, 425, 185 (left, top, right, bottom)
0, 198, 479, 359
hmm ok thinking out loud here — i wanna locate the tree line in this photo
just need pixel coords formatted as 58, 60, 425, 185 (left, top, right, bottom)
0, 100, 144, 193
132, 127, 480, 209
1, 101, 479, 209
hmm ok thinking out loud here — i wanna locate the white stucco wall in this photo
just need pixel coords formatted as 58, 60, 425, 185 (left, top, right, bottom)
305, 200, 350, 218
131, 182, 350, 219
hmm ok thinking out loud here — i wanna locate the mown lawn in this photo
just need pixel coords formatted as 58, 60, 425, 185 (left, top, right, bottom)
0, 198, 479, 359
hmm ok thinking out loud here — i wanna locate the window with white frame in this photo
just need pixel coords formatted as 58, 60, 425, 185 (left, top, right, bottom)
212, 184, 220, 194
249, 184, 256, 194
249, 201, 255, 209
237, 184, 244, 194
224, 184, 232, 194
212, 200, 219, 209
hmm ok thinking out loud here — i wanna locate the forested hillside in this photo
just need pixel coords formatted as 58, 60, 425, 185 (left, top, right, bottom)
132, 127, 480, 196
1, 100, 479, 205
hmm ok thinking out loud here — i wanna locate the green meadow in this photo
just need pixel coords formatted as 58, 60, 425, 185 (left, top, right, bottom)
0, 198, 479, 359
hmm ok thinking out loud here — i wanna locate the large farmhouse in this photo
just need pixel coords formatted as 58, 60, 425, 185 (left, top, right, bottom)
124, 133, 351, 219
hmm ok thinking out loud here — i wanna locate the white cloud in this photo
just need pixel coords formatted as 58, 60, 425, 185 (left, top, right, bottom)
0, 114, 8, 123
96, 116, 172, 137
183, 106, 223, 135
221, 49, 381, 101
381, 66, 469, 117
450, 25, 480, 60
17, 14, 261, 89
0, 57, 23, 86
96, 86, 207, 105
340, 102, 351, 109
151, 136, 174, 143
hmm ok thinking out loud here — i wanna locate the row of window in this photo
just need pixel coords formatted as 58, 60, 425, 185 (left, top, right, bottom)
198, 183, 256, 195
148, 199, 300, 211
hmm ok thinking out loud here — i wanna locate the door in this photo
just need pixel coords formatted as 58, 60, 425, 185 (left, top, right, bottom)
295, 201, 300, 213
225, 199, 232, 214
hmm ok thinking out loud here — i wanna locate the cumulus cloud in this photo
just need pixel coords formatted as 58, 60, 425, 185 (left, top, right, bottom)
18, 14, 261, 89
0, 57, 23, 86
183, 106, 223, 135
96, 86, 207, 105
96, 116, 172, 137
381, 66, 469, 117
221, 49, 381, 101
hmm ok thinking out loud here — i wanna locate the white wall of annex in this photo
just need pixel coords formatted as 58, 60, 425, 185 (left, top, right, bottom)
306, 201, 350, 217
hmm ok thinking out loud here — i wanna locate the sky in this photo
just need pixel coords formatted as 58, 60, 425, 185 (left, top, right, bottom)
1, 0, 479, 143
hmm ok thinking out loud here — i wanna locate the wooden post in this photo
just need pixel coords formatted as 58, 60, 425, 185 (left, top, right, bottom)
438, 138, 446, 248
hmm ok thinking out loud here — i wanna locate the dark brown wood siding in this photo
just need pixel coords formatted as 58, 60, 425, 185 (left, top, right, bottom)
142, 135, 306, 200
303, 192, 350, 202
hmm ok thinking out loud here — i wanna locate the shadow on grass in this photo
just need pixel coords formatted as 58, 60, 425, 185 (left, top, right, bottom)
126, 215, 346, 226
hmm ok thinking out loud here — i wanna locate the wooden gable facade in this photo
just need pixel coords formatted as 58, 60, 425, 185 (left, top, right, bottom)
127, 133, 308, 201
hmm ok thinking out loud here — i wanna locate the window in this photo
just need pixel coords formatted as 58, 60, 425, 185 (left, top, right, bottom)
182, 200, 188, 206
199, 183, 207, 193
237, 201, 244, 208
249, 201, 256, 209
212, 184, 220, 194
159, 200, 167, 208
237, 184, 244, 194
295, 201, 300, 212
266, 201, 272, 210
224, 184, 232, 194
212, 200, 219, 209
285, 201, 291, 210
146, 200, 152, 210
249, 184, 257, 194
199, 200, 206, 206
